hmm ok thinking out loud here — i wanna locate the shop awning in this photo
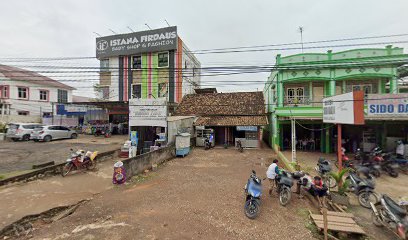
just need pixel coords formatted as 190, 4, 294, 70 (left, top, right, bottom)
194, 116, 268, 126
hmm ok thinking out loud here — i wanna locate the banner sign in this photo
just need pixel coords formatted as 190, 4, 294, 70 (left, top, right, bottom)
367, 93, 408, 117
236, 126, 257, 131
129, 98, 167, 127
96, 27, 177, 58
323, 91, 365, 125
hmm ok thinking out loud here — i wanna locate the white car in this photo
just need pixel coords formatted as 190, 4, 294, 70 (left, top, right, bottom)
6, 123, 44, 141
31, 125, 78, 142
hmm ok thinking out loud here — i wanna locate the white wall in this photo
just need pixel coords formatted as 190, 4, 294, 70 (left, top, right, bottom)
0, 79, 73, 119
182, 43, 201, 97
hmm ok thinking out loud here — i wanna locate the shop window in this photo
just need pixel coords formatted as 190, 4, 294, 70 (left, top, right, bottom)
42, 112, 52, 117
158, 83, 167, 98
98, 86, 109, 99
17, 111, 29, 116
158, 52, 169, 68
0, 86, 9, 98
100, 59, 109, 72
18, 87, 29, 99
286, 87, 304, 104
39, 90, 49, 101
245, 131, 258, 140
58, 89, 68, 103
132, 84, 142, 98
132, 55, 142, 69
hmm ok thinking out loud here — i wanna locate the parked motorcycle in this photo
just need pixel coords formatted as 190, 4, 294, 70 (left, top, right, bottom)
94, 128, 111, 138
61, 149, 98, 177
354, 148, 381, 177
394, 156, 408, 174
236, 140, 244, 153
276, 170, 294, 206
244, 170, 262, 219
381, 152, 399, 178
315, 157, 337, 189
346, 171, 379, 208
371, 194, 408, 239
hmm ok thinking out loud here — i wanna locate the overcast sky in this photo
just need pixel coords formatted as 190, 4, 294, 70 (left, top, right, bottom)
1, 0, 407, 96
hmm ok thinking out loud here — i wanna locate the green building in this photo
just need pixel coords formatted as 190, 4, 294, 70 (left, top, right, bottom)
263, 45, 408, 155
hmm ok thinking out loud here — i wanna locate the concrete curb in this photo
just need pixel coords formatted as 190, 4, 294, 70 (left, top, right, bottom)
0, 149, 118, 186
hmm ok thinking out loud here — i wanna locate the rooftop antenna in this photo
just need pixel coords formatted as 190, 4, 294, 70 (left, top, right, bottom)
298, 26, 304, 53
127, 26, 135, 32
164, 19, 170, 27
145, 23, 152, 30
93, 32, 102, 37
108, 28, 117, 34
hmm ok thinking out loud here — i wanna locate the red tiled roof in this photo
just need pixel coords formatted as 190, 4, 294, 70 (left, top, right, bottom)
195, 116, 268, 126
0, 64, 75, 90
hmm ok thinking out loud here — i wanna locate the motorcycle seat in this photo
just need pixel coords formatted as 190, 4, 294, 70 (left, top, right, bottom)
383, 195, 407, 218
292, 171, 305, 179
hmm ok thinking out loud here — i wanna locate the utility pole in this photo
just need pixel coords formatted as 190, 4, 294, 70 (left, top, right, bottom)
298, 26, 304, 53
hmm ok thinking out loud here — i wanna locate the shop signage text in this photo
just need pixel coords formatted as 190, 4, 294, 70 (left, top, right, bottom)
323, 91, 365, 125
129, 98, 167, 127
367, 93, 408, 117
236, 126, 257, 131
96, 27, 177, 58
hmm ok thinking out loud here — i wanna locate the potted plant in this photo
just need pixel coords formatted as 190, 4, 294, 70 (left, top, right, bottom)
329, 168, 350, 206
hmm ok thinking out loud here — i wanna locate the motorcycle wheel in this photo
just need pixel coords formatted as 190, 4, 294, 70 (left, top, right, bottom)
389, 170, 398, 178
371, 211, 383, 227
244, 199, 260, 219
86, 160, 96, 170
279, 187, 292, 206
358, 191, 379, 209
61, 163, 73, 177
372, 169, 381, 178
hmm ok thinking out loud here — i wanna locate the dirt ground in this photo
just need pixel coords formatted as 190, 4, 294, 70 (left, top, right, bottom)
283, 150, 408, 240
9, 147, 317, 240
0, 135, 127, 175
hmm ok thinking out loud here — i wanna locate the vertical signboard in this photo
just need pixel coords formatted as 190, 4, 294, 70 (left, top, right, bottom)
323, 91, 364, 125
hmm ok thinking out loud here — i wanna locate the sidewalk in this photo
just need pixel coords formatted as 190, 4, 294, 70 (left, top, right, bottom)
0, 158, 116, 230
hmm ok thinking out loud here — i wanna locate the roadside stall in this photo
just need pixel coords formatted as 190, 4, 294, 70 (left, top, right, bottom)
176, 133, 191, 157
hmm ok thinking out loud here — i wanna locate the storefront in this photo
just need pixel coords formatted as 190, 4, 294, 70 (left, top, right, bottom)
174, 91, 268, 148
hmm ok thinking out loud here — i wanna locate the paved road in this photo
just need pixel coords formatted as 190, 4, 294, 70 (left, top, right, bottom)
0, 135, 127, 175
3, 147, 316, 240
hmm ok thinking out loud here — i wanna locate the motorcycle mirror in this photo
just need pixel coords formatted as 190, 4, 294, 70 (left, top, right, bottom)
252, 170, 256, 175
70, 148, 73, 151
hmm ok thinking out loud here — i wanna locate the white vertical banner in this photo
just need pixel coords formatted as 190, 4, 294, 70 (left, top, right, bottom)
129, 98, 167, 127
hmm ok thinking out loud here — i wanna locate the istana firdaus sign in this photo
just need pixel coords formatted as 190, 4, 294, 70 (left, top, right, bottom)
367, 93, 408, 118
96, 26, 177, 58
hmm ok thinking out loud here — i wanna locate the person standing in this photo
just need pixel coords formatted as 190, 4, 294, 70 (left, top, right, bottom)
266, 159, 280, 196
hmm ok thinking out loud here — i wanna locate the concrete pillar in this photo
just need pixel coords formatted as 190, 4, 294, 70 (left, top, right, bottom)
329, 79, 336, 96
389, 76, 398, 94
278, 75, 284, 107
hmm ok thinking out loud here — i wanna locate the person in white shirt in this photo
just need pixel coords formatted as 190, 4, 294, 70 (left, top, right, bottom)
396, 140, 405, 158
266, 159, 280, 196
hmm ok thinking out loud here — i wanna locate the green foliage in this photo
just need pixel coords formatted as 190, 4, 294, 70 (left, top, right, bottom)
330, 168, 351, 196
0, 123, 7, 133
397, 65, 408, 79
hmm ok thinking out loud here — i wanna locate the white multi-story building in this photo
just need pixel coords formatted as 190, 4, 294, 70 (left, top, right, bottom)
0, 64, 74, 123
